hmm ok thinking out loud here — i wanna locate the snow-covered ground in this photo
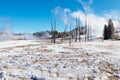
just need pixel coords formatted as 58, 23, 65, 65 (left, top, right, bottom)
0, 40, 120, 80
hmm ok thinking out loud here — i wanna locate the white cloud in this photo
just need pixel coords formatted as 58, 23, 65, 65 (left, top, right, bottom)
64, 8, 71, 13
102, 10, 120, 30
103, 10, 120, 20
77, 0, 94, 13
89, 0, 93, 4
71, 11, 107, 37
53, 7, 120, 37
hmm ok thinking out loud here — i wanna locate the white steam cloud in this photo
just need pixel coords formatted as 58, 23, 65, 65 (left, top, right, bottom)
53, 7, 71, 24
0, 18, 39, 40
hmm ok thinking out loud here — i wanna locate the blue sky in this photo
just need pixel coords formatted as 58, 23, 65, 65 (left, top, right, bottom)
0, 0, 120, 33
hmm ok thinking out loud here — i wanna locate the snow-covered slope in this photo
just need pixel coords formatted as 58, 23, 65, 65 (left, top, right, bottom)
0, 40, 120, 80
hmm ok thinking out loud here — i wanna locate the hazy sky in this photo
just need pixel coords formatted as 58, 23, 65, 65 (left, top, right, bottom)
0, 0, 120, 33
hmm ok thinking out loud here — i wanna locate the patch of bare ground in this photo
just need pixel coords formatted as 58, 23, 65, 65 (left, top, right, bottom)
37, 49, 53, 53
16, 66, 26, 70
32, 59, 45, 64
18, 77, 30, 80
63, 47, 79, 52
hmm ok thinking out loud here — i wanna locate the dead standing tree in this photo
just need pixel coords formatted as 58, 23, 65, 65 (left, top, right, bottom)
51, 19, 56, 44
61, 22, 72, 47
69, 23, 72, 47
87, 16, 90, 42
75, 18, 78, 42
61, 22, 68, 44
75, 17, 81, 42
89, 18, 92, 41
85, 15, 87, 42
78, 19, 81, 42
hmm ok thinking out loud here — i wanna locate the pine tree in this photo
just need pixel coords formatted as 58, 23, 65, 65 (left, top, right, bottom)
103, 19, 115, 40
103, 25, 109, 40
108, 19, 115, 40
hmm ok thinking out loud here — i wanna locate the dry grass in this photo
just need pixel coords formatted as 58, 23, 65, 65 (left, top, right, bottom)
108, 76, 118, 80
0, 40, 120, 80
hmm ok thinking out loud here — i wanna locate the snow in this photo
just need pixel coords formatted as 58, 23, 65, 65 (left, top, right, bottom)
0, 40, 38, 49
0, 40, 120, 80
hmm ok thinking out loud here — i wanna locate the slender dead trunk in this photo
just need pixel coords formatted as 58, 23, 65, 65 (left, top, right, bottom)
69, 23, 71, 47
53, 19, 56, 44
78, 19, 81, 42
85, 15, 87, 42
61, 22, 68, 43
75, 18, 78, 42
90, 19, 92, 41
51, 19, 56, 44
51, 19, 53, 43
87, 17, 90, 42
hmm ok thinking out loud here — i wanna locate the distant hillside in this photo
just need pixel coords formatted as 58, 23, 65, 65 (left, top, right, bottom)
70, 26, 85, 38
33, 27, 85, 39
33, 31, 51, 39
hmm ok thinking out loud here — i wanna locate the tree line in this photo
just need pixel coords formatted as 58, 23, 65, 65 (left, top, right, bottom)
33, 18, 116, 44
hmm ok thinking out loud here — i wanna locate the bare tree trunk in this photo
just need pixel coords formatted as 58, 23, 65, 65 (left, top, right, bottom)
78, 19, 81, 42
75, 28, 78, 42
90, 20, 92, 41
61, 22, 68, 44
51, 19, 56, 44
69, 23, 71, 47
89, 16, 92, 42
51, 19, 53, 43
53, 19, 56, 44
75, 18, 78, 42
87, 17, 90, 42
85, 16, 87, 42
